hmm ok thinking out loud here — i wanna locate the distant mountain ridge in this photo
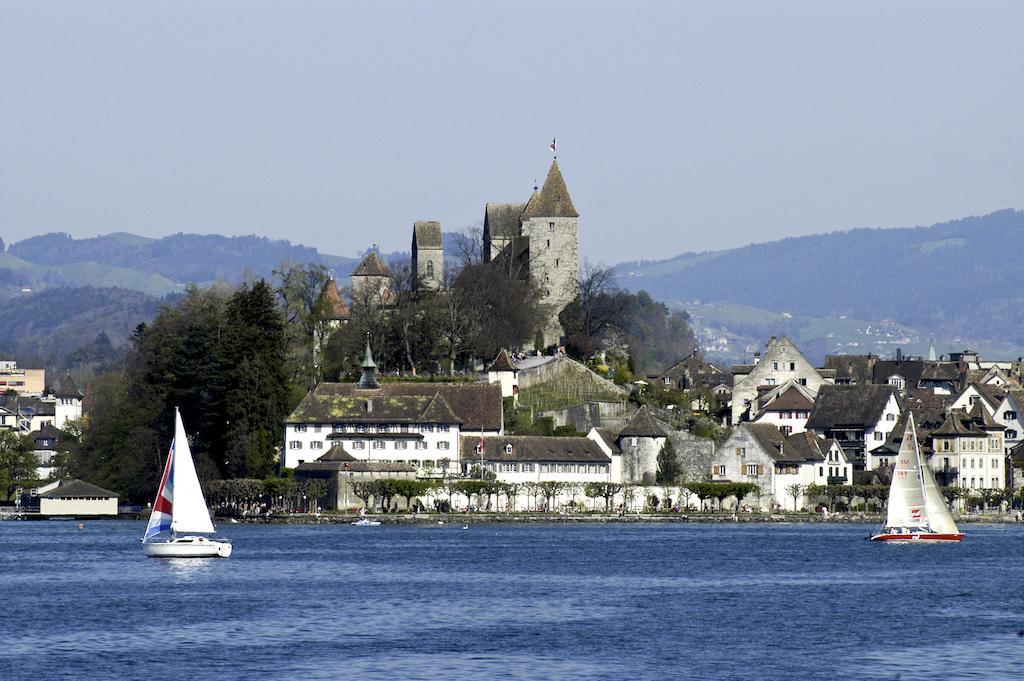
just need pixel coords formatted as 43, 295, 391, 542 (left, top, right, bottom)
614, 209, 1024, 351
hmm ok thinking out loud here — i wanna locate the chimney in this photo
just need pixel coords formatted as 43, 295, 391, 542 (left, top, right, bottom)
753, 351, 761, 365
896, 348, 902, 364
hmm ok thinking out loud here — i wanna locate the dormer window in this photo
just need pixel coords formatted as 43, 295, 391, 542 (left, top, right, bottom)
475, 443, 483, 454
505, 443, 513, 454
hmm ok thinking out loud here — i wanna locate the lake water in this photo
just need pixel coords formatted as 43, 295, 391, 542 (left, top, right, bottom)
2, 520, 1023, 680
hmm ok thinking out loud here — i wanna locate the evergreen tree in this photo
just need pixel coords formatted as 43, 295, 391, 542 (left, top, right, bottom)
656, 438, 681, 484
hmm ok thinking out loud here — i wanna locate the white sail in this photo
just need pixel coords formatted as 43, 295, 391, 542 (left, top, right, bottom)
922, 455, 960, 535
170, 409, 216, 534
884, 413, 928, 530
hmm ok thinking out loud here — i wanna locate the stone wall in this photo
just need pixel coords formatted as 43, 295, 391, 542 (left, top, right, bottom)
670, 430, 717, 483
540, 401, 633, 432
518, 355, 627, 412
521, 215, 578, 346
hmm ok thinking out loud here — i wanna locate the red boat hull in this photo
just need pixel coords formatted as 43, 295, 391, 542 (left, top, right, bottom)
869, 532, 964, 543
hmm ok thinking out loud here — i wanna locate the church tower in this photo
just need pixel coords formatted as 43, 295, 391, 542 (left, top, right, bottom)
411, 220, 444, 290
519, 159, 579, 347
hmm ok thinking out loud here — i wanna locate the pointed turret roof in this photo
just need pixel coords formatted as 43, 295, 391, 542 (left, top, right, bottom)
317, 279, 351, 320
55, 373, 82, 398
352, 251, 393, 277
357, 339, 380, 390
521, 160, 578, 219
618, 405, 668, 438
487, 349, 519, 373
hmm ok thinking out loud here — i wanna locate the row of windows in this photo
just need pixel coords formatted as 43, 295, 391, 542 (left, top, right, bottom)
962, 477, 1001, 489
775, 411, 810, 420
292, 423, 450, 434
289, 440, 450, 451
936, 438, 1002, 452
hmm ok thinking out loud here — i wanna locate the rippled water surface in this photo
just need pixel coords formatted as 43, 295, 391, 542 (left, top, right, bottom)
2, 521, 1024, 680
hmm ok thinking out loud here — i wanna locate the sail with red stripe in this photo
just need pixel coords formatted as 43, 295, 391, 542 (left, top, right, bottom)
144, 443, 174, 540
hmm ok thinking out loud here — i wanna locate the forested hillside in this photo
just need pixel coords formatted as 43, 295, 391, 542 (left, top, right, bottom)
615, 209, 1024, 348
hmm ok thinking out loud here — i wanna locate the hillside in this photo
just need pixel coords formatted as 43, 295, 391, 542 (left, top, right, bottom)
7, 232, 359, 289
614, 209, 1024, 361
0, 286, 170, 380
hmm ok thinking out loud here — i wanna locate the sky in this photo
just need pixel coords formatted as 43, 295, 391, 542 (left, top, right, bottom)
2, 0, 1023, 264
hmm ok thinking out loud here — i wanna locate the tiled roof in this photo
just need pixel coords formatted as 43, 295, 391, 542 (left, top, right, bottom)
39, 479, 117, 499
484, 203, 525, 240
520, 160, 578, 219
824, 354, 877, 385
413, 220, 443, 249
317, 279, 351, 320
806, 385, 899, 429
0, 395, 55, 417
618, 405, 668, 438
760, 385, 815, 412
287, 382, 502, 431
591, 428, 622, 454
459, 435, 610, 463
777, 431, 830, 463
351, 252, 393, 277
932, 408, 998, 437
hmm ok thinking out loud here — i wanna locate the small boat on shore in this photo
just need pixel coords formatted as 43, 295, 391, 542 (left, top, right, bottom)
352, 519, 382, 526
142, 409, 232, 558
870, 413, 963, 543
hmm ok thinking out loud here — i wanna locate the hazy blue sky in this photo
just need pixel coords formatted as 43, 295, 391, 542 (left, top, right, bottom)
2, 1, 1023, 263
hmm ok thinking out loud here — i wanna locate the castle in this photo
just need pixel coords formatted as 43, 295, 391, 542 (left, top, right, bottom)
340, 158, 580, 349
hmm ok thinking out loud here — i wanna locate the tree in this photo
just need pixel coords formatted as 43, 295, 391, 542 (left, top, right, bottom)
537, 481, 564, 511
656, 438, 681, 483
584, 482, 623, 512
0, 430, 37, 501
785, 483, 804, 512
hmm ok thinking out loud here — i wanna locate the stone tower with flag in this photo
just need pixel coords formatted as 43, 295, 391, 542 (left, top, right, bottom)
482, 159, 579, 347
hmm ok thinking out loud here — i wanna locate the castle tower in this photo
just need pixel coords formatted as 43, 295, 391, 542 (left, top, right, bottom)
483, 203, 525, 263
411, 220, 444, 290
519, 159, 579, 347
350, 251, 393, 305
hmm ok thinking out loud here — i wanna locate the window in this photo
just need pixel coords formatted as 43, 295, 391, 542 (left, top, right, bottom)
352, 441, 366, 450
1007, 430, 1018, 440
395, 441, 408, 450
780, 426, 792, 435
415, 441, 428, 450
313, 424, 321, 433
555, 258, 560, 267
713, 465, 726, 476
765, 378, 776, 386
421, 424, 434, 433
311, 441, 323, 450
1005, 411, 1018, 421
773, 362, 779, 370
475, 443, 483, 454
333, 424, 345, 433
372, 441, 385, 450
426, 261, 434, 276
548, 221, 555, 231
505, 443, 513, 454
735, 447, 745, 456
874, 432, 883, 441
400, 424, 409, 433
357, 424, 368, 433
522, 463, 535, 472
789, 363, 796, 371
886, 413, 896, 421
941, 440, 950, 451
798, 378, 807, 386
819, 466, 825, 476
295, 424, 307, 432
438, 441, 450, 450
438, 425, 449, 432
377, 424, 389, 433
289, 441, 302, 449
546, 239, 550, 248
541, 464, 549, 473
744, 464, 760, 476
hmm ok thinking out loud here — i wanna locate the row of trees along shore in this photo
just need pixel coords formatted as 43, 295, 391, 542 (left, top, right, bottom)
43, 234, 697, 504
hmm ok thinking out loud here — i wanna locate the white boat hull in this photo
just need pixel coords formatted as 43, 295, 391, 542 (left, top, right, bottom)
143, 536, 232, 558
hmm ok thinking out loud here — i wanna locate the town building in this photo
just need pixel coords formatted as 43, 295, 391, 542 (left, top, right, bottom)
751, 382, 815, 435
711, 423, 851, 511
27, 423, 63, 479
805, 385, 902, 468
0, 361, 45, 396
992, 390, 1024, 454
293, 445, 417, 511
33, 479, 118, 517
460, 435, 612, 493
657, 351, 731, 391
950, 382, 1004, 417
730, 336, 832, 425
929, 404, 1006, 491
282, 342, 503, 473
615, 405, 668, 484
486, 349, 519, 401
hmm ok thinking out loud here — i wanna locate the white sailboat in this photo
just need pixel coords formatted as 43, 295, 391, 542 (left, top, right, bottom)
142, 409, 232, 558
870, 412, 963, 543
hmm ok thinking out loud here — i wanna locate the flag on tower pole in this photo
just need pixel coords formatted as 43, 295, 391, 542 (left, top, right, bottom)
549, 137, 556, 153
